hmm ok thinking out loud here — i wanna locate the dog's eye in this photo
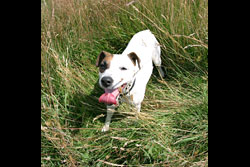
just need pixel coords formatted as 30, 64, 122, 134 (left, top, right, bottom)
100, 64, 105, 69
120, 67, 127, 70
99, 63, 107, 73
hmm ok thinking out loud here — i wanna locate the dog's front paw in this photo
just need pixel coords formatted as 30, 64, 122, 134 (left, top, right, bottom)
101, 125, 110, 132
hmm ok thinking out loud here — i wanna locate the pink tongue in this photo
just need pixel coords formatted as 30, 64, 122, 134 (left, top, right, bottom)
99, 88, 120, 105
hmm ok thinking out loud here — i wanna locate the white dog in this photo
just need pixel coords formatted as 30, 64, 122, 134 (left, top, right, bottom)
96, 30, 165, 132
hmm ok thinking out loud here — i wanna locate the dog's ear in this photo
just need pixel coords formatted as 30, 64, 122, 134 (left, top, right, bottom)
128, 52, 141, 69
96, 51, 112, 67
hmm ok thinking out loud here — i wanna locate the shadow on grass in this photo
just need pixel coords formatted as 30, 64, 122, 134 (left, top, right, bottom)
66, 81, 106, 129
65, 80, 128, 133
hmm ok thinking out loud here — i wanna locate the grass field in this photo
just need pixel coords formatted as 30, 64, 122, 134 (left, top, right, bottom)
41, 0, 208, 166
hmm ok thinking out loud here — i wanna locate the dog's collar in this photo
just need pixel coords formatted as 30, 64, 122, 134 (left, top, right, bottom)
120, 78, 136, 96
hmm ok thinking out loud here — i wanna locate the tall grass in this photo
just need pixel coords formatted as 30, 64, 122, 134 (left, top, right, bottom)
41, 0, 208, 166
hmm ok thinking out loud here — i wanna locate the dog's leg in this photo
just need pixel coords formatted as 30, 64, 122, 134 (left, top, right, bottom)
102, 105, 115, 132
134, 103, 141, 119
135, 103, 141, 113
152, 42, 165, 78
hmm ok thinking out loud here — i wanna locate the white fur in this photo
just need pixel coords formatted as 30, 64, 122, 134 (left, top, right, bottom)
99, 30, 164, 132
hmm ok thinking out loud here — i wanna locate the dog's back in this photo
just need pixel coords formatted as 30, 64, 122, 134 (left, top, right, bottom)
121, 30, 164, 96
122, 30, 161, 67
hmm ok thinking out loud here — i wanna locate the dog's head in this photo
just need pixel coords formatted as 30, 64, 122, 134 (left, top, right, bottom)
96, 51, 140, 90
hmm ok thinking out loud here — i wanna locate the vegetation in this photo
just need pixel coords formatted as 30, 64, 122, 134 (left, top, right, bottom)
41, 0, 208, 166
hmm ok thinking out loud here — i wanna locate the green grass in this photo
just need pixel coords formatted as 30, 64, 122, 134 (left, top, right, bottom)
41, 0, 208, 166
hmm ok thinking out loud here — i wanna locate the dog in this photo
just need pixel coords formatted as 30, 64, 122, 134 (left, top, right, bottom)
96, 30, 165, 132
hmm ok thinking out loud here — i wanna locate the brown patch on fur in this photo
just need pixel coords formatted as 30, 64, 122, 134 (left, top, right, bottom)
128, 52, 141, 69
96, 51, 113, 73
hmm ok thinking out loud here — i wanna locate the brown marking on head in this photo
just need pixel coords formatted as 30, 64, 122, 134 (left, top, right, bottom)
96, 51, 113, 73
128, 52, 141, 69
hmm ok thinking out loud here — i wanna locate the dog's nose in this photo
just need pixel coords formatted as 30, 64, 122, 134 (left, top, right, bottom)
101, 76, 113, 87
